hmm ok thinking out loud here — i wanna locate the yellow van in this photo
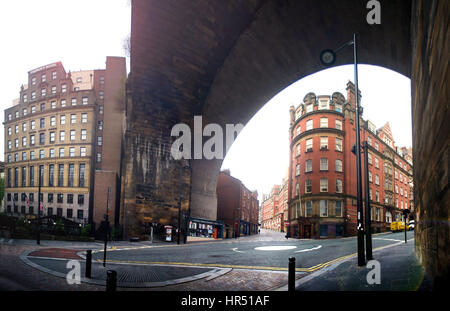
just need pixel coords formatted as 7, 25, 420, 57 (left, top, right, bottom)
390, 221, 406, 232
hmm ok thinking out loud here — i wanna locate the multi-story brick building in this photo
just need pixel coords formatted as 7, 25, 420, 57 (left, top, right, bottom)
2, 57, 126, 231
216, 169, 259, 238
288, 81, 413, 239
260, 176, 289, 232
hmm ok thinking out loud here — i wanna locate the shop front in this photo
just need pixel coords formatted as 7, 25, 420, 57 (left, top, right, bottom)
188, 217, 224, 239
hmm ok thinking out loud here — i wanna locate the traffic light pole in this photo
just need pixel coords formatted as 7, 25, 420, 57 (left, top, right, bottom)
363, 141, 373, 260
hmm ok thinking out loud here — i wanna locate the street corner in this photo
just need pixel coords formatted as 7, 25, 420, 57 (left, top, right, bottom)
26, 247, 86, 260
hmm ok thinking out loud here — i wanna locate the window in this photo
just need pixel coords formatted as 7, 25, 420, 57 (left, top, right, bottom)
368, 153, 372, 164
375, 190, 379, 202
70, 114, 76, 124
80, 147, 86, 157
51, 101, 56, 109
22, 152, 26, 161
70, 130, 75, 141
81, 129, 87, 140
40, 118, 45, 128
305, 159, 312, 172
336, 159, 343, 172
369, 171, 373, 182
49, 148, 55, 158
99, 91, 104, 99
320, 200, 328, 217
81, 113, 87, 123
369, 188, 373, 200
31, 120, 36, 130
320, 178, 328, 192
67, 194, 74, 204
295, 183, 300, 196
79, 164, 85, 187
400, 187, 403, 196
296, 144, 301, 156
59, 148, 65, 157
8, 127, 11, 135
22, 137, 27, 147
375, 174, 379, 185
39, 149, 44, 159
14, 153, 18, 162
71, 98, 77, 106
78, 195, 84, 205
296, 126, 301, 136
336, 179, 343, 193
50, 116, 56, 126
295, 164, 300, 176
57, 208, 63, 217
67, 209, 73, 218
58, 164, 64, 186
306, 120, 313, 130
305, 179, 312, 193
320, 117, 328, 128
7, 155, 11, 163
52, 71, 57, 80
375, 142, 379, 151
15, 138, 19, 148
99, 106, 104, 114
30, 151, 35, 160
98, 121, 103, 130
395, 170, 398, 179
61, 99, 66, 107
320, 158, 328, 170
82, 97, 88, 105
31, 92, 36, 100
69, 147, 75, 157
32, 77, 36, 85
8, 140, 11, 150
76, 77, 82, 83
100, 76, 104, 84
49, 165, 54, 187
375, 158, 379, 168
61, 84, 67, 93
57, 193, 64, 203
77, 210, 84, 219
96, 153, 102, 162
305, 201, 312, 217
320, 137, 328, 150
22, 123, 27, 132
51, 86, 56, 94
319, 99, 329, 110
335, 201, 342, 216
335, 119, 342, 130
335, 138, 342, 151
335, 103, 342, 112
15, 125, 19, 133
50, 132, 55, 142
97, 136, 102, 146
60, 131, 65, 141
41, 88, 46, 97
68, 164, 74, 187
306, 138, 313, 152
39, 133, 45, 144
41, 74, 46, 82
21, 167, 26, 187
23, 95, 27, 103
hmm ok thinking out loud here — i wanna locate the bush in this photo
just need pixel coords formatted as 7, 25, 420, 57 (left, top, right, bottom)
81, 224, 91, 237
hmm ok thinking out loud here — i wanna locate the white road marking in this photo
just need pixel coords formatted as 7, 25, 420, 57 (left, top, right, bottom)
232, 248, 245, 253
254, 246, 297, 251
7, 239, 14, 244
373, 238, 403, 242
294, 245, 322, 253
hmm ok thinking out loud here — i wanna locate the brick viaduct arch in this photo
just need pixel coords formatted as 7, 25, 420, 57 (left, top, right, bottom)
123, 0, 448, 286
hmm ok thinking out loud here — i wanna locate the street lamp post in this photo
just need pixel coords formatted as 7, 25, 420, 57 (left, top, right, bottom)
320, 33, 365, 266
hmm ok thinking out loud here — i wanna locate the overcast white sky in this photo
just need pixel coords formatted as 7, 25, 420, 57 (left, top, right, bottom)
0, 0, 131, 159
0, 1, 412, 205
222, 65, 412, 202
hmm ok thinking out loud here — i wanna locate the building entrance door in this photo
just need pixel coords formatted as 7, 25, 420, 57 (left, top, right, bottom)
304, 225, 311, 238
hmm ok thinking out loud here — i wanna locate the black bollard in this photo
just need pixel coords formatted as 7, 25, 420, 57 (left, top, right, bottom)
106, 270, 117, 292
288, 257, 296, 292
85, 250, 92, 278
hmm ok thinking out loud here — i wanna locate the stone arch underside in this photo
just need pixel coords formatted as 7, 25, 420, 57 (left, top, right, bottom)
123, 0, 412, 238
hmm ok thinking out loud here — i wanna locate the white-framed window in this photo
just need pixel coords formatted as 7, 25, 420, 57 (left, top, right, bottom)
375, 142, 379, 151
400, 187, 403, 196
395, 185, 398, 193
50, 116, 56, 126
71, 98, 77, 106
23, 94, 28, 103
32, 77, 36, 85
97, 136, 102, 146
99, 106, 104, 114
49, 148, 55, 158
305, 179, 312, 193
22, 137, 27, 147
295, 164, 300, 176
30, 135, 35, 145
81, 129, 87, 140
31, 91, 36, 100
15, 124, 19, 133
305, 200, 312, 217
335, 103, 342, 112
70, 114, 76, 124
306, 159, 312, 172
61, 84, 67, 93
99, 91, 104, 99
30, 150, 35, 159
305, 104, 313, 113
41, 88, 46, 97
295, 126, 301, 136
59, 148, 65, 157
336, 159, 343, 172
22, 152, 26, 161
295, 183, 300, 196
7, 127, 11, 135
376, 190, 379, 202
320, 178, 328, 192
368, 153, 372, 164
320, 117, 328, 128
15, 138, 19, 148
320, 158, 328, 170
41, 73, 46, 82
81, 113, 87, 123
335, 119, 342, 130
336, 179, 343, 193
70, 130, 76, 141
320, 200, 328, 217
8, 140, 11, 150
98, 121, 103, 131
52, 71, 57, 80
400, 174, 403, 182
306, 138, 313, 152
306, 119, 313, 130
335, 138, 342, 151
369, 171, 373, 182
49, 131, 55, 142
296, 144, 301, 156
376, 208, 380, 221
60, 131, 65, 141
319, 99, 329, 110
370, 188, 373, 200
320, 137, 328, 150
82, 97, 88, 105
39, 149, 44, 159
61, 99, 66, 107
69, 147, 75, 157
51, 101, 56, 109
375, 157, 379, 168
96, 153, 102, 162
60, 115, 66, 125
51, 86, 56, 94
100, 76, 105, 84
80, 147, 86, 157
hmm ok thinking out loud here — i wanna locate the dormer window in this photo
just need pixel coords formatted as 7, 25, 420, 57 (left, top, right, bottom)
335, 103, 342, 112
318, 99, 329, 110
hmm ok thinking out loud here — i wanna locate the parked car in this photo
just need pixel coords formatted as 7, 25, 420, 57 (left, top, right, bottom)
390, 221, 405, 232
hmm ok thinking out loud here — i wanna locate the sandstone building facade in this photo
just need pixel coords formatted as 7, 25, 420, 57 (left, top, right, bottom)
288, 82, 413, 239
2, 57, 126, 231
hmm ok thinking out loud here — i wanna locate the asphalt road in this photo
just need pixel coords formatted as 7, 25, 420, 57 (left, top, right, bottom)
92, 229, 415, 271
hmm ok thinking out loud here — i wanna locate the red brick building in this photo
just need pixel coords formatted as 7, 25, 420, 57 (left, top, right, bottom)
261, 177, 288, 232
288, 81, 413, 239
216, 169, 259, 238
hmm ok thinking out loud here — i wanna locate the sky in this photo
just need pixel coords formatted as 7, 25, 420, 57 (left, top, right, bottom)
221, 65, 412, 202
0, 1, 413, 204
0, 0, 131, 159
